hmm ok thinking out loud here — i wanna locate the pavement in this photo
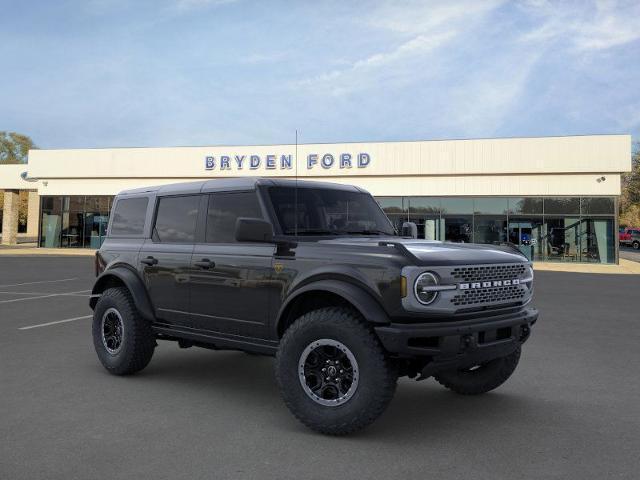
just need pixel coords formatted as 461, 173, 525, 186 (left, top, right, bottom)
620, 245, 640, 263
1, 256, 639, 480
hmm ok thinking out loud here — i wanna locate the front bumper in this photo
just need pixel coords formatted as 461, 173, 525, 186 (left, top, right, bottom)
375, 307, 538, 376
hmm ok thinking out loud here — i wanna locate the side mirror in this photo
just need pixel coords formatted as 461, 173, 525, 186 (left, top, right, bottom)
235, 217, 274, 243
401, 221, 418, 239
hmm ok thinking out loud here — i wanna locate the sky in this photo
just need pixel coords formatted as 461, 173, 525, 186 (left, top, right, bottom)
1, 0, 639, 149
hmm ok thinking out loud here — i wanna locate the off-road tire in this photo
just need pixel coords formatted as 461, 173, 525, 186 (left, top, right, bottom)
92, 287, 155, 375
275, 307, 397, 435
434, 347, 521, 395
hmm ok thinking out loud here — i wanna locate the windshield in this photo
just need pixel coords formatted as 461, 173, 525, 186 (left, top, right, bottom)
268, 186, 396, 236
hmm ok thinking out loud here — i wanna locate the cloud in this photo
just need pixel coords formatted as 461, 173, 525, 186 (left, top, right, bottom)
519, 0, 640, 51
297, 0, 505, 96
297, 31, 455, 95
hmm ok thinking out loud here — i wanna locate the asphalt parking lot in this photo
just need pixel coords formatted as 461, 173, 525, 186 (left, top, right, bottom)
1, 256, 639, 480
620, 245, 640, 263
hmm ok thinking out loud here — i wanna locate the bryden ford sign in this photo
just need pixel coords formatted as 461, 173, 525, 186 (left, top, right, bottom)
205, 153, 371, 171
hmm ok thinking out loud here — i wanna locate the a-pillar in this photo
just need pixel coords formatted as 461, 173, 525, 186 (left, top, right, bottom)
1, 189, 20, 245
26, 190, 40, 240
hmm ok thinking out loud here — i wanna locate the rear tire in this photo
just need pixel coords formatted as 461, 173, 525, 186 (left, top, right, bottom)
92, 287, 155, 375
434, 347, 521, 395
633, 241, 640, 250
275, 307, 397, 435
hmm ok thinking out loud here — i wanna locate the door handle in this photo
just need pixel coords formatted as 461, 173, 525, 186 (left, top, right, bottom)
141, 256, 158, 266
194, 258, 215, 269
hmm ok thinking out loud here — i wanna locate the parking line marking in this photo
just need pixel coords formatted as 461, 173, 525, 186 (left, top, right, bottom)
19, 315, 92, 330
0, 290, 91, 296
0, 278, 79, 288
0, 290, 91, 304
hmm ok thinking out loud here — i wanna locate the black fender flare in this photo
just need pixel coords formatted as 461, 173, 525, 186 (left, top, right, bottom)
90, 266, 155, 321
276, 279, 390, 335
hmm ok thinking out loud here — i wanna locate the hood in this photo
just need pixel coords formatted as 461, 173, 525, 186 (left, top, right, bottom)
318, 237, 529, 266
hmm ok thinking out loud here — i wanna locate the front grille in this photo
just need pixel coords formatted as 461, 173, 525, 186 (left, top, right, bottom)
450, 264, 527, 282
451, 285, 525, 306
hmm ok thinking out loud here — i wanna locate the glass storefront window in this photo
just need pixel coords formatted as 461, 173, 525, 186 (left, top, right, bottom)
376, 197, 406, 234
544, 197, 580, 215
40, 196, 63, 248
61, 196, 85, 247
440, 198, 473, 215
474, 198, 508, 215
40, 195, 114, 248
443, 216, 473, 243
580, 218, 614, 263
581, 197, 614, 215
508, 218, 544, 261
543, 217, 581, 261
35, 194, 616, 262
408, 198, 442, 240
408, 197, 441, 215
508, 197, 542, 215
474, 216, 507, 245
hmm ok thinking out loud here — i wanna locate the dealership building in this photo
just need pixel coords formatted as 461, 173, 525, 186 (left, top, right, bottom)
0, 134, 632, 263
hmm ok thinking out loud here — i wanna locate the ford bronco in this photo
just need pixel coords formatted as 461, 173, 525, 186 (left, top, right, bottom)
90, 178, 537, 435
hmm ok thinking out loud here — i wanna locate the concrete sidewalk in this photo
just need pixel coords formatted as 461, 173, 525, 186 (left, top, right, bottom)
0, 247, 96, 256
533, 258, 640, 274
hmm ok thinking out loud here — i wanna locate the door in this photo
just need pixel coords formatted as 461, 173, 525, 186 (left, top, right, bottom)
189, 191, 275, 339
139, 194, 200, 327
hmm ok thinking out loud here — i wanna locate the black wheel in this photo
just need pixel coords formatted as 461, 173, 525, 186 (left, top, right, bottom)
434, 347, 521, 395
633, 241, 640, 250
275, 307, 397, 435
92, 287, 155, 375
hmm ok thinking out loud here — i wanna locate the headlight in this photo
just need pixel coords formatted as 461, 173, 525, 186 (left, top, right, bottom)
414, 272, 440, 305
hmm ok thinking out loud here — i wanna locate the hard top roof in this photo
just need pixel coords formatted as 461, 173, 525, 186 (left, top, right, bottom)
116, 177, 363, 196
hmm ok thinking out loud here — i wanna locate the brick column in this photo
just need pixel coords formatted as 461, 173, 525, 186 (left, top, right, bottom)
1, 189, 20, 245
26, 190, 40, 239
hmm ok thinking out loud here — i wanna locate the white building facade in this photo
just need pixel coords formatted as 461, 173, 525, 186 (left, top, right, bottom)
0, 134, 632, 263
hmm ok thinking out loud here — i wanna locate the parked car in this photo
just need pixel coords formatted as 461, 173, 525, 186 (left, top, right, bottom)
90, 178, 538, 435
620, 227, 640, 249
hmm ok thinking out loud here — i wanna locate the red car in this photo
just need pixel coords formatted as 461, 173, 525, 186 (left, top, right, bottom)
620, 227, 640, 249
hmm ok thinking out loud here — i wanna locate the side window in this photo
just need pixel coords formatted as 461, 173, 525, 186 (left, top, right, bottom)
206, 192, 263, 243
110, 197, 148, 236
153, 195, 200, 243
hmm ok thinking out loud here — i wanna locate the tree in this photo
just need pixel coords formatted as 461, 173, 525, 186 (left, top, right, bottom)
0, 131, 36, 164
619, 142, 640, 227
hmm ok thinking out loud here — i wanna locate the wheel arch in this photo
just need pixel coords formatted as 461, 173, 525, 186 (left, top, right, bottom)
276, 280, 390, 338
90, 266, 155, 322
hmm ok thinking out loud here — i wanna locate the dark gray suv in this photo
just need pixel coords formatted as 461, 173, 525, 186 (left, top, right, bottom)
90, 178, 538, 435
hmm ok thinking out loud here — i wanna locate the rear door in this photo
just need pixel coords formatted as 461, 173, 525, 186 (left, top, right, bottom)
189, 190, 275, 339
139, 194, 201, 327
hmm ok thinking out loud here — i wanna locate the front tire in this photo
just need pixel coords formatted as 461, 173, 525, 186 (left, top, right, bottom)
633, 241, 640, 250
434, 347, 521, 395
275, 307, 397, 435
92, 287, 155, 375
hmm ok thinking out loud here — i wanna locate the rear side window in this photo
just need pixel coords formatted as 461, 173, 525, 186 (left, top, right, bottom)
153, 195, 200, 243
206, 192, 263, 243
110, 197, 148, 236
